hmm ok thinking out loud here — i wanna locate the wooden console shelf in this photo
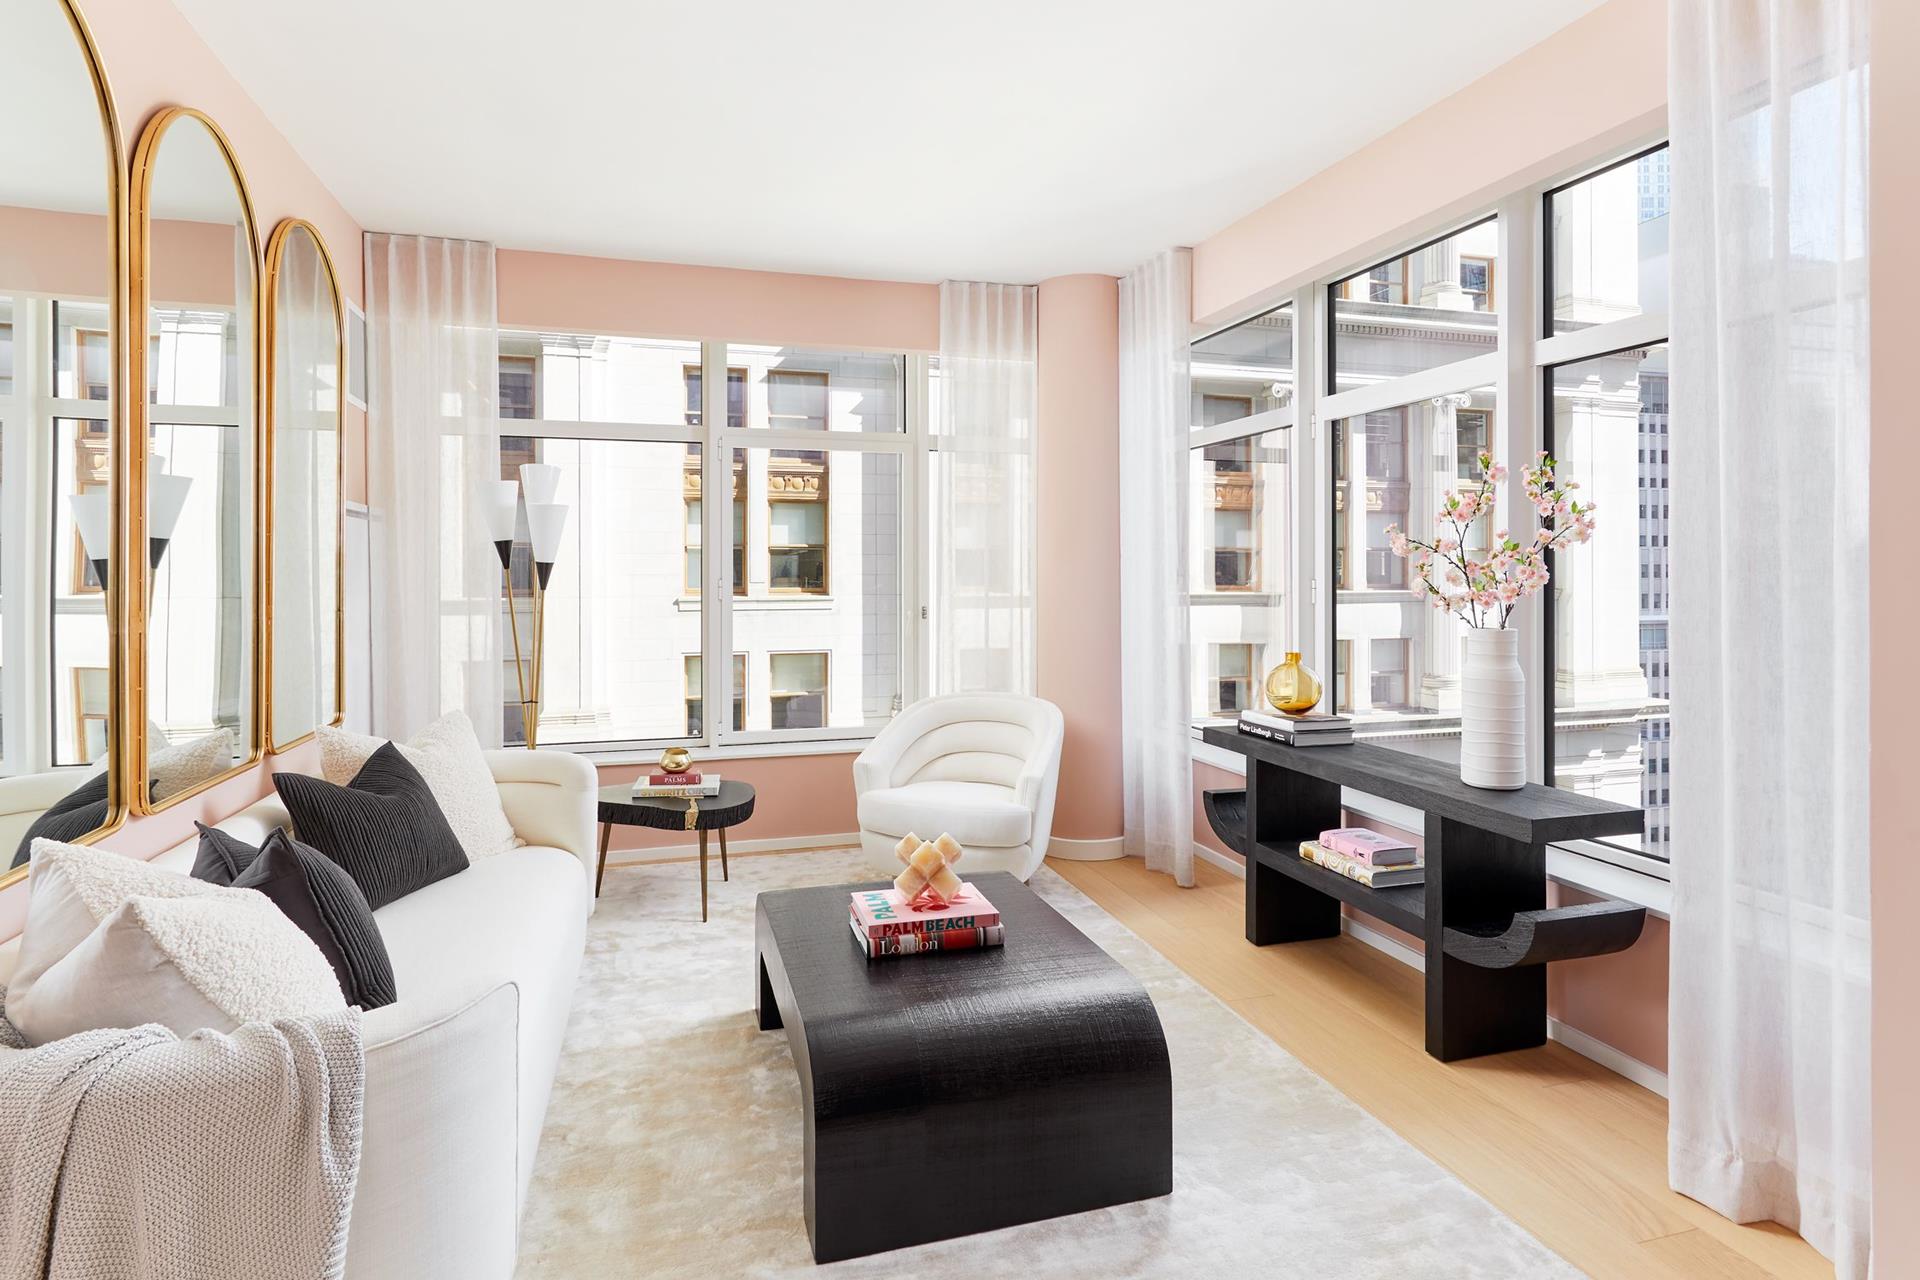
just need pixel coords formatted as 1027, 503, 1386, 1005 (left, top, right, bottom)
1200, 726, 1647, 1062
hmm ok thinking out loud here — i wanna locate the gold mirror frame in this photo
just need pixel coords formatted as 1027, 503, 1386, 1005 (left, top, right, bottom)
126, 107, 264, 815
263, 217, 346, 751
0, 0, 131, 892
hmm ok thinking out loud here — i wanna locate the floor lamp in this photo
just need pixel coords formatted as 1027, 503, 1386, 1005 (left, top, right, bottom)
488, 464, 569, 749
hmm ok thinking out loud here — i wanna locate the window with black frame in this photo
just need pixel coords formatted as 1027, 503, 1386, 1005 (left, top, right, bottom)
1543, 144, 1672, 862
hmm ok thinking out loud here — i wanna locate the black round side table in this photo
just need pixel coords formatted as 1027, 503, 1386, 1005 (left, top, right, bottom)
596, 780, 756, 921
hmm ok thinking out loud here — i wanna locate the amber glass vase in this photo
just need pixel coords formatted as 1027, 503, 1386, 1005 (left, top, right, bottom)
1263, 651, 1323, 715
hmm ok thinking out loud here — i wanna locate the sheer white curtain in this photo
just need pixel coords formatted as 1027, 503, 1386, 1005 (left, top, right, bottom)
1119, 250, 1192, 885
1669, 1, 1872, 1273
931, 280, 1036, 695
363, 234, 503, 744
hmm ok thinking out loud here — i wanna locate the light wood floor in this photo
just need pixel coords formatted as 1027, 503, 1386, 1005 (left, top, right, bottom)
1047, 854, 1831, 1280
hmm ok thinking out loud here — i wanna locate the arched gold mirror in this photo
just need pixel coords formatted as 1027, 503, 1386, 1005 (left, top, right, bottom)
129, 108, 261, 812
264, 219, 343, 749
0, 0, 127, 884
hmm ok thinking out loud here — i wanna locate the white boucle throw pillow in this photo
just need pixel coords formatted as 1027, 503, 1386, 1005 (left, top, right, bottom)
317, 711, 521, 860
149, 726, 237, 803
5, 841, 344, 1045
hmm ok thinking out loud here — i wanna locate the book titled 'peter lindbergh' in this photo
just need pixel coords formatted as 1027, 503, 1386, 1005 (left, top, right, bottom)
1238, 709, 1353, 746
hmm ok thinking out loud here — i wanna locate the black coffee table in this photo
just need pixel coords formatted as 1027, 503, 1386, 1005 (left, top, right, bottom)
754, 871, 1172, 1263
596, 780, 755, 919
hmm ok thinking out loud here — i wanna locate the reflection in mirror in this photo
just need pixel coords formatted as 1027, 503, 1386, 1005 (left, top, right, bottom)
0, 0, 120, 873
267, 221, 341, 747
138, 111, 256, 807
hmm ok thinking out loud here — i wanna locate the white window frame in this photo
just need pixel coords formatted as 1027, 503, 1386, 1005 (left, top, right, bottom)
1188, 133, 1674, 888
497, 333, 926, 758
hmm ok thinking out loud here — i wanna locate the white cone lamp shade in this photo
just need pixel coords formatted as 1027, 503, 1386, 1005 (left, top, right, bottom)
72, 490, 111, 586
147, 460, 194, 571
527, 502, 569, 560
71, 491, 111, 562
485, 479, 520, 567
520, 463, 562, 507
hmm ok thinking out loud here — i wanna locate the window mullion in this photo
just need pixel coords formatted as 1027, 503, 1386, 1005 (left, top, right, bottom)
1493, 190, 1543, 783
703, 339, 729, 749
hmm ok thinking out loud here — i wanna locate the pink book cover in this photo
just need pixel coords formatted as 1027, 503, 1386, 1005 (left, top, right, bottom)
1318, 827, 1417, 866
849, 886, 1001, 938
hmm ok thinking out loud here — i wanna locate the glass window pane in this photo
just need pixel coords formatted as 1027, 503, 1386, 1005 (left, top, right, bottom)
500, 332, 702, 424
51, 417, 112, 766
726, 345, 903, 433
743, 449, 900, 734
500, 438, 701, 746
1330, 220, 1499, 393
1332, 387, 1498, 762
1190, 428, 1289, 721
52, 301, 111, 401
1548, 147, 1670, 335
1191, 304, 1293, 429
148, 306, 240, 409
685, 366, 745, 429
1549, 345, 1670, 860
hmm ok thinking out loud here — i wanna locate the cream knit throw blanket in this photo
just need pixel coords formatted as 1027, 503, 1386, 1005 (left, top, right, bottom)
0, 996, 364, 1280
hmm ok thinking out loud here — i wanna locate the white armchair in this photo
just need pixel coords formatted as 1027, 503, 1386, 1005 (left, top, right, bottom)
854, 693, 1065, 881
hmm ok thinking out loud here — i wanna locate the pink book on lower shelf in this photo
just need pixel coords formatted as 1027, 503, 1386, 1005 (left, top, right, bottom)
849, 886, 1002, 939
1318, 827, 1418, 866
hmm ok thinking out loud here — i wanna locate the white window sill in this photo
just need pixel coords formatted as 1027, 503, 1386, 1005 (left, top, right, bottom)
1189, 731, 1672, 917
563, 736, 871, 766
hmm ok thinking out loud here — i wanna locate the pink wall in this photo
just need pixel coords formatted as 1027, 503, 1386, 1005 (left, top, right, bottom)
0, 206, 112, 297
1192, 0, 1667, 326
496, 249, 938, 352
1184, 0, 1671, 1073
597, 754, 859, 853
1036, 274, 1123, 844
1871, 0, 1918, 1257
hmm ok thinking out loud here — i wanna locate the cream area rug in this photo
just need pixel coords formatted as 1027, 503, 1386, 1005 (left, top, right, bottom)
518, 849, 1581, 1279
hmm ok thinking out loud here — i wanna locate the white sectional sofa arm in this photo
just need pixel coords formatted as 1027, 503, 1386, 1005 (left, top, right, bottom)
484, 749, 597, 869
349, 982, 521, 1280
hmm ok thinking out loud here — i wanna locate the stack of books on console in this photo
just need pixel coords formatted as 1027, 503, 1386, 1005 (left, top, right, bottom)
631, 771, 722, 799
1238, 709, 1353, 746
1298, 827, 1424, 888
848, 887, 1005, 959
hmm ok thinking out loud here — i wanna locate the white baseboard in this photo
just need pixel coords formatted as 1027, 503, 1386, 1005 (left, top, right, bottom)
1190, 842, 1670, 1096
1547, 1018, 1669, 1097
1048, 835, 1126, 862
1194, 842, 1245, 877
604, 831, 859, 866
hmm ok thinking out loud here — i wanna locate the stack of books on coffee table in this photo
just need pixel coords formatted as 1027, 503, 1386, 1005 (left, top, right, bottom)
848, 886, 1005, 959
631, 772, 722, 798
1237, 709, 1353, 746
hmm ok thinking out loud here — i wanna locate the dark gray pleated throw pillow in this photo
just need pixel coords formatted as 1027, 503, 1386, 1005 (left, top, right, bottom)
192, 821, 398, 1011
273, 742, 469, 911
10, 771, 112, 869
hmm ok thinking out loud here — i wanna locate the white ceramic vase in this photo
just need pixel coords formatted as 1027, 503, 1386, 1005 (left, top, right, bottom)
1460, 628, 1526, 790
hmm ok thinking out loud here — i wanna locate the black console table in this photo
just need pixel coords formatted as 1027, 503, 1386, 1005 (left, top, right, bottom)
1200, 726, 1647, 1062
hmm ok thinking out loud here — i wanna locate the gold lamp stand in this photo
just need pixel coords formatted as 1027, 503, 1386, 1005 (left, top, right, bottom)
489, 464, 569, 750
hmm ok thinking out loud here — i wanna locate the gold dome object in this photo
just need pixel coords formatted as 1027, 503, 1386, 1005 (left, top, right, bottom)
658, 746, 693, 776
1264, 651, 1323, 715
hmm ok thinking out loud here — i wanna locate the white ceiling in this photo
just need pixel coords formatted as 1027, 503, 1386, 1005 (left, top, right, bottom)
171, 0, 1605, 283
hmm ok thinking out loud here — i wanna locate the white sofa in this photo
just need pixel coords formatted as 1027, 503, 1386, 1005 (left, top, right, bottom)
854, 693, 1064, 880
1, 748, 597, 1280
